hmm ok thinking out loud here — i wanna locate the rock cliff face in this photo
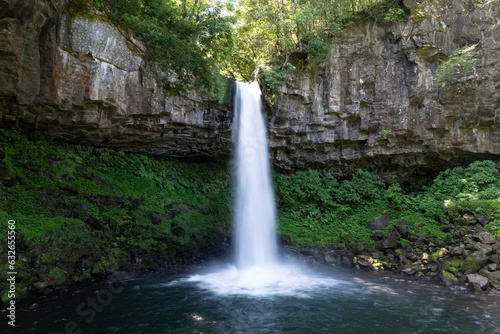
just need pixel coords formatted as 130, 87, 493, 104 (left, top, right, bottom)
0, 0, 499, 178
0, 0, 232, 157
269, 0, 500, 179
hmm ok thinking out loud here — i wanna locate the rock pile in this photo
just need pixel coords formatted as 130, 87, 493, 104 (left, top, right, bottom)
289, 213, 500, 293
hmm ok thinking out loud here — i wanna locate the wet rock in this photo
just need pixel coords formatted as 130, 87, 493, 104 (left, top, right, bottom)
470, 224, 483, 232
440, 271, 459, 286
442, 224, 453, 233
401, 263, 421, 275
324, 253, 339, 264
490, 271, 500, 281
35, 268, 66, 289
372, 232, 384, 241
341, 255, 354, 266
357, 258, 371, 268
75, 272, 91, 282
34, 279, 55, 290
137, 258, 158, 270
367, 213, 391, 231
381, 229, 401, 249
313, 254, 326, 263
489, 254, 500, 264
467, 274, 489, 291
92, 263, 106, 276
421, 253, 429, 261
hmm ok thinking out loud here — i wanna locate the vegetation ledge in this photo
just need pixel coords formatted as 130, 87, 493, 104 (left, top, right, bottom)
0, 129, 499, 302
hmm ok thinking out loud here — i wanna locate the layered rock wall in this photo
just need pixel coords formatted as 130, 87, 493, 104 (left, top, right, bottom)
0, 0, 232, 157
268, 0, 500, 179
0, 0, 499, 177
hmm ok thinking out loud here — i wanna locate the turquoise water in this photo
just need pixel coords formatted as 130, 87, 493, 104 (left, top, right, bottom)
4, 264, 499, 334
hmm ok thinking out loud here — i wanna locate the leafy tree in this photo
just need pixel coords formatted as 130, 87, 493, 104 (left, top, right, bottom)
69, 0, 406, 102
70, 0, 236, 102
230, 0, 405, 103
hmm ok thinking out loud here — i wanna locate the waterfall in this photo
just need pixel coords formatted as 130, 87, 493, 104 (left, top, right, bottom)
184, 81, 341, 296
233, 81, 278, 269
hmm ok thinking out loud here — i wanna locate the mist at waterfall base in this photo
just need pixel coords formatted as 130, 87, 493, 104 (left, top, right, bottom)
183, 81, 341, 296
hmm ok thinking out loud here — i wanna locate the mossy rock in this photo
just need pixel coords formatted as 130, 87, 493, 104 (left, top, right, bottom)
440, 271, 459, 286
92, 263, 106, 275
460, 256, 482, 274
45, 268, 66, 287
444, 259, 463, 276
78, 272, 92, 282
488, 276, 500, 290
428, 249, 446, 263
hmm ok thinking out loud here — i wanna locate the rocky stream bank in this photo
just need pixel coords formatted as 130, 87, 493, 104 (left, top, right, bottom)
5, 213, 499, 304
286, 213, 500, 293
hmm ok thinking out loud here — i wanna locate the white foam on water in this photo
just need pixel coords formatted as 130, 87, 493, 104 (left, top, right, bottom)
183, 263, 345, 297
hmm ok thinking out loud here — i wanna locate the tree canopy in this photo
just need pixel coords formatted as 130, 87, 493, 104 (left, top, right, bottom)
69, 0, 405, 101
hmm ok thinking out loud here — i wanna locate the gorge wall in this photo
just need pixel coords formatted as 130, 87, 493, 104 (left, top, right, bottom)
269, 0, 500, 179
0, 0, 499, 178
0, 0, 232, 158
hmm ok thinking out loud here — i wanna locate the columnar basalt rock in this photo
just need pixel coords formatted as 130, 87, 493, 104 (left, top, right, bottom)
0, 1, 232, 158
268, 0, 500, 179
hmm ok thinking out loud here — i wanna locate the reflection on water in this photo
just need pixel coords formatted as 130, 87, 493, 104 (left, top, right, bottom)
2, 265, 500, 334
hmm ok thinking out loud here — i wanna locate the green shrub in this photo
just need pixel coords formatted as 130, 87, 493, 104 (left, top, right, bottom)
275, 160, 499, 249
436, 45, 477, 87
0, 129, 231, 254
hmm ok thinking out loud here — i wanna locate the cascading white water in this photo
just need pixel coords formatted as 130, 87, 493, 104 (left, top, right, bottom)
183, 81, 342, 296
233, 81, 278, 269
